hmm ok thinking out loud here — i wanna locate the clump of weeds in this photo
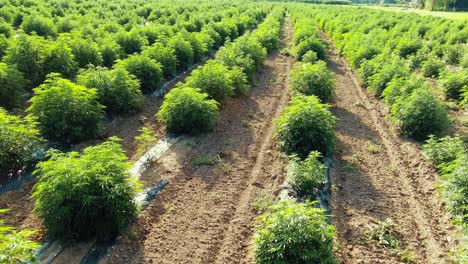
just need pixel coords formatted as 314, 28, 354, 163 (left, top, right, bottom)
365, 218, 416, 263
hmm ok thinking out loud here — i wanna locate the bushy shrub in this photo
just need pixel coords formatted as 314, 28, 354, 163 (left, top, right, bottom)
423, 135, 465, 167
367, 58, 410, 97
142, 42, 177, 78
288, 151, 326, 197
33, 137, 141, 240
182, 61, 234, 101
391, 88, 449, 140
290, 61, 335, 102
4, 34, 42, 88
294, 37, 326, 61
421, 58, 445, 78
0, 210, 40, 263
41, 41, 78, 79
157, 87, 219, 134
348, 46, 380, 68
442, 70, 468, 101
275, 95, 336, 158
77, 66, 142, 114
440, 153, 468, 222
227, 66, 249, 95
68, 38, 102, 68
444, 44, 463, 65
27, 74, 104, 143
253, 201, 336, 264
115, 30, 148, 55
22, 15, 56, 37
0, 63, 27, 110
302, 50, 318, 63
168, 34, 194, 70
99, 40, 122, 68
382, 76, 426, 106
0, 108, 42, 174
397, 38, 422, 58
117, 55, 163, 93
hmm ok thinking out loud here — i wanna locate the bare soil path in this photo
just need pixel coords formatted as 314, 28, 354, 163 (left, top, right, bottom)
323, 33, 459, 263
101, 17, 294, 264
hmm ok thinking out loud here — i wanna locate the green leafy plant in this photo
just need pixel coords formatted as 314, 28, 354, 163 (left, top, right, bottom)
135, 126, 157, 155
0, 209, 40, 264
288, 151, 326, 197
0, 108, 42, 174
253, 201, 336, 264
117, 54, 163, 93
391, 88, 449, 140
294, 37, 326, 61
27, 74, 104, 143
33, 137, 142, 240
77, 66, 142, 114
274, 95, 337, 158
0, 63, 27, 110
182, 61, 234, 101
290, 61, 335, 102
421, 58, 445, 78
423, 135, 465, 167
442, 70, 468, 102
157, 87, 219, 134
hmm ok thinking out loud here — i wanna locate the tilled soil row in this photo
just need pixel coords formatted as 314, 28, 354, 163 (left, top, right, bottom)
323, 33, 458, 264
101, 17, 295, 264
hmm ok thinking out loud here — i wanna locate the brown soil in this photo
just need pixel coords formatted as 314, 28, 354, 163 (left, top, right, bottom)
323, 32, 459, 264
101, 18, 295, 264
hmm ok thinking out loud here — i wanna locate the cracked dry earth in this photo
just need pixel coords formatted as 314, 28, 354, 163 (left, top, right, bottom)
101, 18, 295, 264
323, 33, 459, 264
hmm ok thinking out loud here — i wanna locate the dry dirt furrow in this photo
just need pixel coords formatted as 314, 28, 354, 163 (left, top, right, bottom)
323, 33, 457, 264
101, 18, 293, 264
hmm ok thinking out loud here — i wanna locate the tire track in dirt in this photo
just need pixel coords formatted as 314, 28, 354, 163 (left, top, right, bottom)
323, 33, 457, 263
101, 17, 293, 264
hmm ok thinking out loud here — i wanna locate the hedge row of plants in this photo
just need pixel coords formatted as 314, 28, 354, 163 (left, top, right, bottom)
157, 8, 285, 134
252, 17, 338, 263
291, 4, 458, 140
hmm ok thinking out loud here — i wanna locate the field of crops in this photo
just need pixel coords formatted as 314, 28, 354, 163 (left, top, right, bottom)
0, 0, 466, 263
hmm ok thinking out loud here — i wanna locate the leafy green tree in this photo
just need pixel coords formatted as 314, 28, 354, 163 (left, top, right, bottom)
254, 201, 336, 264
33, 137, 142, 240
117, 54, 163, 93
290, 62, 335, 102
0, 210, 40, 263
182, 61, 234, 101
77, 66, 142, 114
41, 41, 78, 79
157, 87, 219, 134
22, 15, 56, 37
0, 108, 42, 174
27, 74, 104, 143
275, 95, 336, 158
0, 63, 27, 110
